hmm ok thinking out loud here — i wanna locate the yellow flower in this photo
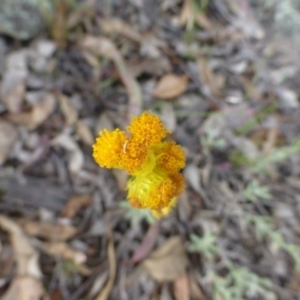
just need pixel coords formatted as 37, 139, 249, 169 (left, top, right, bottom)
127, 171, 185, 209
92, 111, 186, 218
127, 111, 169, 147
93, 129, 126, 169
154, 141, 186, 174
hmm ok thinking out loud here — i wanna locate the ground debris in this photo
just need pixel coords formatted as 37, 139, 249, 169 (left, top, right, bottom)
0, 0, 300, 299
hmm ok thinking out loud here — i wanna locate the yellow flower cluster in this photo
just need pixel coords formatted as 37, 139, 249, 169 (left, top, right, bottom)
93, 111, 185, 218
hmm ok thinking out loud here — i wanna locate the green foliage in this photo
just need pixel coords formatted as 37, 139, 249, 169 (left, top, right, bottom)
243, 180, 271, 202
61, 259, 82, 283
235, 103, 277, 136
188, 231, 219, 260
245, 214, 273, 241
268, 231, 300, 269
213, 266, 273, 300
229, 150, 251, 167
246, 214, 300, 269
120, 201, 155, 226
251, 138, 300, 173
230, 138, 300, 172
38, 0, 88, 47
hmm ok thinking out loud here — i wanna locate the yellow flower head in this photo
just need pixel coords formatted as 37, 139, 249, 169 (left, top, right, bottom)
93, 129, 126, 169
127, 111, 169, 147
92, 111, 186, 218
154, 141, 186, 174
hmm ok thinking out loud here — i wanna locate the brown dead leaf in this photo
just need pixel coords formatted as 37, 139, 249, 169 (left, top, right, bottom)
1, 79, 25, 113
19, 219, 77, 241
0, 121, 18, 165
189, 273, 206, 300
153, 74, 189, 99
143, 236, 188, 282
1, 277, 47, 300
179, 0, 194, 29
179, 0, 212, 30
127, 57, 171, 78
95, 237, 116, 300
262, 127, 279, 155
7, 93, 56, 130
101, 18, 142, 43
0, 215, 47, 300
59, 94, 78, 125
174, 271, 190, 300
76, 120, 94, 146
198, 60, 224, 97
61, 195, 92, 218
80, 36, 142, 120
42, 242, 86, 264
0, 215, 42, 278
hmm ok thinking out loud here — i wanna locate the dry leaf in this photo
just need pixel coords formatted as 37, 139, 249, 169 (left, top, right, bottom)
184, 164, 201, 194
143, 236, 188, 282
0, 50, 27, 113
61, 195, 92, 218
19, 219, 77, 241
129, 221, 160, 264
189, 273, 206, 300
59, 94, 78, 125
42, 242, 86, 264
0, 121, 18, 165
140, 32, 165, 59
88, 271, 109, 299
101, 18, 141, 43
80, 36, 142, 120
51, 133, 84, 174
7, 93, 56, 130
153, 74, 188, 99
174, 272, 190, 300
179, 0, 194, 29
0, 215, 42, 277
198, 60, 223, 98
262, 127, 279, 155
1, 277, 46, 300
95, 237, 116, 300
1, 78, 25, 113
0, 215, 47, 300
127, 57, 171, 78
179, 0, 212, 30
76, 120, 94, 146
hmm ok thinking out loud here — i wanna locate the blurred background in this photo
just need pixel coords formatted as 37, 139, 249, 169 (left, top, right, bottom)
0, 0, 300, 299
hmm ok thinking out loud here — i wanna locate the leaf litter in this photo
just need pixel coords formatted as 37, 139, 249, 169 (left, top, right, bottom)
0, 0, 300, 299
